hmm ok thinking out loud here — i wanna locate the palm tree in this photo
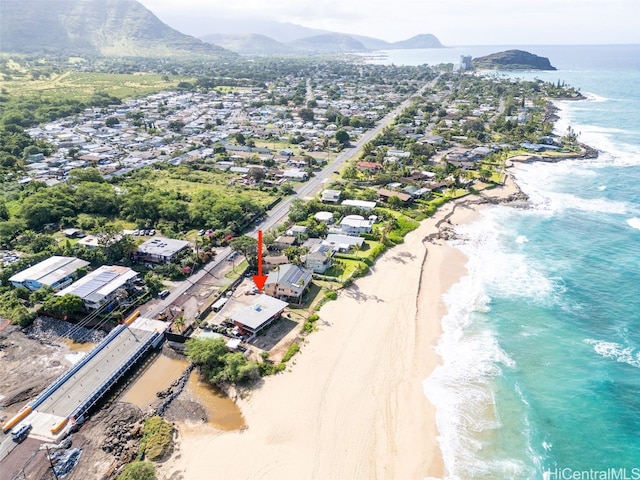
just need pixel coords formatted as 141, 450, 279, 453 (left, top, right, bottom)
173, 315, 186, 334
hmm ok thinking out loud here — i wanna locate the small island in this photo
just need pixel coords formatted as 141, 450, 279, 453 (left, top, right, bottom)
472, 49, 557, 70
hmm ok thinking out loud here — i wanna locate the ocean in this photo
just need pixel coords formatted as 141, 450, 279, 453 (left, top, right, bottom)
370, 45, 640, 479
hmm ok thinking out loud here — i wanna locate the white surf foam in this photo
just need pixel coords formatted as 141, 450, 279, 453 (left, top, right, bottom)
627, 217, 640, 231
515, 163, 632, 215
552, 98, 640, 167
424, 209, 551, 479
585, 339, 640, 368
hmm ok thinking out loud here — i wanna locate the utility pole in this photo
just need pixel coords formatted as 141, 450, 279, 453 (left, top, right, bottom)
45, 446, 60, 480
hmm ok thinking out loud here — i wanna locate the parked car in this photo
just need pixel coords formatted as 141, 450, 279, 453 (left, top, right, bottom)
158, 290, 170, 299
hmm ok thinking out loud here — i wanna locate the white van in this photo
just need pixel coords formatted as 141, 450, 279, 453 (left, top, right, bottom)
12, 422, 32, 443
158, 290, 170, 299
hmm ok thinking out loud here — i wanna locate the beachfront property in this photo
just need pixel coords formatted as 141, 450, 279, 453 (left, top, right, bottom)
229, 294, 288, 336
322, 234, 365, 253
377, 188, 413, 204
9, 256, 90, 291
341, 199, 377, 211
304, 244, 334, 273
263, 264, 313, 304
339, 215, 376, 236
132, 237, 191, 265
55, 265, 139, 311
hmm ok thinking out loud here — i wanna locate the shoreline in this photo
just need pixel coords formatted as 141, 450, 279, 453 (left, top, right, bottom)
158, 176, 521, 480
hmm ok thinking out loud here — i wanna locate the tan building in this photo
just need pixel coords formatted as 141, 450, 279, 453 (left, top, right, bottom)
263, 264, 312, 304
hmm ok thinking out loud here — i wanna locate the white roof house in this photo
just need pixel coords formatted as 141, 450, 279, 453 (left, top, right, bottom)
339, 215, 375, 236
321, 189, 341, 203
314, 211, 334, 224
341, 199, 377, 211
9, 256, 90, 291
229, 294, 288, 334
56, 265, 139, 311
322, 234, 365, 252
133, 237, 191, 264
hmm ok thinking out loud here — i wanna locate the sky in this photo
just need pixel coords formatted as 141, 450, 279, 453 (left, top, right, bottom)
138, 0, 640, 45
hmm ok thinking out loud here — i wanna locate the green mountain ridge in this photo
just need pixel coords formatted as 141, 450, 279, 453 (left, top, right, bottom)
0, 0, 233, 57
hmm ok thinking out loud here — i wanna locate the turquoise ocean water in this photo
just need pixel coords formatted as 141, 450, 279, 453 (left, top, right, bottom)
370, 45, 640, 479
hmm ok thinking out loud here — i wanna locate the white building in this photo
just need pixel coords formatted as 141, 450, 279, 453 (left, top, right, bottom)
9, 256, 90, 291
133, 237, 191, 265
56, 265, 139, 311
341, 199, 377, 211
339, 215, 375, 236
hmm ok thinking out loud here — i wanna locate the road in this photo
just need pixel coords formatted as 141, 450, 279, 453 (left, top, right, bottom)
145, 79, 436, 319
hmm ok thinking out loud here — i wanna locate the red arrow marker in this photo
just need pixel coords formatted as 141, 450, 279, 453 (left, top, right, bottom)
253, 229, 267, 291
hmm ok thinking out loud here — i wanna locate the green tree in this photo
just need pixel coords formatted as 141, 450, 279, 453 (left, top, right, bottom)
185, 337, 228, 374
387, 195, 404, 209
234, 132, 246, 145
42, 294, 84, 318
298, 107, 314, 122
20, 188, 76, 230
334, 129, 350, 145
67, 167, 104, 184
105, 116, 120, 127
144, 272, 164, 296
229, 235, 257, 268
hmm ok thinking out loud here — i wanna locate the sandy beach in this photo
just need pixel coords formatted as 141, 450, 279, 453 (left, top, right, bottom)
158, 176, 520, 480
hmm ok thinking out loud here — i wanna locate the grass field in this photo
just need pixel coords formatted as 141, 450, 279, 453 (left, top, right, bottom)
144, 166, 278, 207
0, 70, 196, 103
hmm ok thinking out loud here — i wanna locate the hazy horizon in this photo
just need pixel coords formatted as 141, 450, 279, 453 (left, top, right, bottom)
139, 0, 640, 46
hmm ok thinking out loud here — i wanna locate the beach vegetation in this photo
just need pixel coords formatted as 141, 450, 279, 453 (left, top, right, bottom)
303, 314, 320, 333
281, 341, 301, 363
324, 291, 338, 301
185, 337, 261, 386
116, 461, 156, 480
138, 416, 173, 462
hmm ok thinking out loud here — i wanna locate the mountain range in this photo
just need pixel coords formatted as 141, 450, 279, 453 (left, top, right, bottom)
0, 0, 444, 57
200, 30, 444, 55
0, 0, 231, 57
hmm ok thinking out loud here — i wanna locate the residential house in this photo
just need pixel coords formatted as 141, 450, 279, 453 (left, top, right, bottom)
356, 161, 383, 172
377, 188, 413, 204
322, 234, 365, 253
272, 235, 297, 251
286, 225, 308, 239
304, 244, 334, 274
263, 264, 313, 304
230, 294, 288, 336
339, 215, 375, 236
341, 199, 377, 211
321, 189, 341, 203
314, 211, 335, 224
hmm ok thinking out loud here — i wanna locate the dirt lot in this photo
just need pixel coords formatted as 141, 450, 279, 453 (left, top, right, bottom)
0, 259, 314, 479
